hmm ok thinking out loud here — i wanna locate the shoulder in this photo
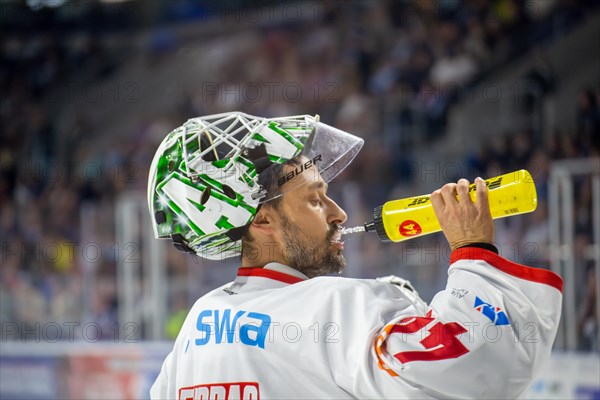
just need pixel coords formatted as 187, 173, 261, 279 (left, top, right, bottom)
290, 276, 417, 307
295, 276, 381, 293
185, 281, 236, 315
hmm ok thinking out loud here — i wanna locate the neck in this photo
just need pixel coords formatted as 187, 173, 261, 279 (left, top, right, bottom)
240, 240, 286, 268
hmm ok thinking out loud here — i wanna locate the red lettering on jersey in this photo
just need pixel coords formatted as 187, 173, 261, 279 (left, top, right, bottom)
179, 382, 260, 400
390, 310, 469, 363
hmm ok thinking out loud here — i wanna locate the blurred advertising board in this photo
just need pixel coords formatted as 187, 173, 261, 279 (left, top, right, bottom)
1, 343, 597, 399
0, 342, 171, 400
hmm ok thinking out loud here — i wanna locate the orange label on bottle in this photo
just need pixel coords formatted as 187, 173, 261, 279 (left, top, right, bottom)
399, 220, 422, 237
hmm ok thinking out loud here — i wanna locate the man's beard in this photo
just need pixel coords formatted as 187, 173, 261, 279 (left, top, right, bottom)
278, 213, 346, 278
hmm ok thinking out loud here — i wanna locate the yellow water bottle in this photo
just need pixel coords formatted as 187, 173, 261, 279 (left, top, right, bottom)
363, 169, 537, 242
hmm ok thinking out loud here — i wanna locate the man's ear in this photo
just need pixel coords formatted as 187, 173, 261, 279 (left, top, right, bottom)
249, 206, 277, 236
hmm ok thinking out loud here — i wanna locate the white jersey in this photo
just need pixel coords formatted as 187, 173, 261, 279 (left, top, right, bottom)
151, 248, 563, 399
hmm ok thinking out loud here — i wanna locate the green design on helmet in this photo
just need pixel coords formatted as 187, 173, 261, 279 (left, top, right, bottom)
148, 111, 363, 260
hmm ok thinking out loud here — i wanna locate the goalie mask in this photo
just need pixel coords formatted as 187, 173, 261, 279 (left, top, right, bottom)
147, 112, 364, 260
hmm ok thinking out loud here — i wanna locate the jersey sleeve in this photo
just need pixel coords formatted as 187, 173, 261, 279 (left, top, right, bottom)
368, 248, 563, 399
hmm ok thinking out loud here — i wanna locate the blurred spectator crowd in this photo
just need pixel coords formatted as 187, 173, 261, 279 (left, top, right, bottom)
1, 0, 598, 348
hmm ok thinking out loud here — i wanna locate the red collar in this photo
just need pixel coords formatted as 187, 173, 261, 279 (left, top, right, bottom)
236, 267, 305, 285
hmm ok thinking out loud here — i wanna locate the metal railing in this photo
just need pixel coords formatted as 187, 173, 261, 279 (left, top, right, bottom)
549, 157, 600, 350
115, 192, 166, 340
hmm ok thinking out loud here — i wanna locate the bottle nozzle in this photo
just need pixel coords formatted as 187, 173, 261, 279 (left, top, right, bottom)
366, 205, 391, 242
364, 221, 376, 232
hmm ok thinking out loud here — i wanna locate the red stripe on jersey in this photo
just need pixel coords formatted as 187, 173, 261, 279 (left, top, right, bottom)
237, 268, 304, 284
451, 247, 563, 293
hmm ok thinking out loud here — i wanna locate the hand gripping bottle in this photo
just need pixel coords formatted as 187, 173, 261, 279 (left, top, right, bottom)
362, 170, 537, 242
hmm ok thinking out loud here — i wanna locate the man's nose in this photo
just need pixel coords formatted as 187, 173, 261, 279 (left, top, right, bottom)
327, 199, 347, 226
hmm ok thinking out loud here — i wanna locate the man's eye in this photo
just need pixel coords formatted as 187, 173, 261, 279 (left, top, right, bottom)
310, 199, 322, 206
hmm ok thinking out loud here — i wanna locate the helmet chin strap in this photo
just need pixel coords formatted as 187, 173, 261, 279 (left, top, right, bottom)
242, 143, 273, 174
170, 233, 196, 254
171, 227, 248, 253
224, 225, 250, 242
244, 143, 271, 201
225, 143, 276, 243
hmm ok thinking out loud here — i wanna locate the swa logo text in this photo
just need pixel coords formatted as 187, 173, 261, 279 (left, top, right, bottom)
196, 309, 271, 349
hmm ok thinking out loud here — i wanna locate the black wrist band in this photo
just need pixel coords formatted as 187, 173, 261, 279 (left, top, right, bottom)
457, 242, 499, 254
